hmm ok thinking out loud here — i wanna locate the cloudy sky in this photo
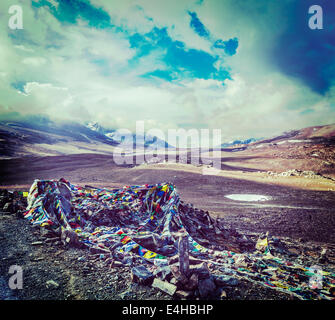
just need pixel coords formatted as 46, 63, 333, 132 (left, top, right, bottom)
0, 0, 334, 140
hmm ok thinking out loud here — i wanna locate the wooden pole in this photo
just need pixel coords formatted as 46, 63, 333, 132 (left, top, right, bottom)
178, 234, 189, 275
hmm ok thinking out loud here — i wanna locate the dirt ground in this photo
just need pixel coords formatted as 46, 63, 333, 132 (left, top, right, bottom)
1, 213, 297, 300
1, 154, 335, 300
2, 154, 334, 243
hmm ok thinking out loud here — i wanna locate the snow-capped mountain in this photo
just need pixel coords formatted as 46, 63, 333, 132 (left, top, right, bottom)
85, 122, 172, 150
220, 138, 258, 148
86, 121, 105, 134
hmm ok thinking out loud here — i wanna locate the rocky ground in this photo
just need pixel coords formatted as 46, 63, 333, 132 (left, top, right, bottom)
1, 209, 295, 301
1, 185, 335, 301
223, 139, 335, 179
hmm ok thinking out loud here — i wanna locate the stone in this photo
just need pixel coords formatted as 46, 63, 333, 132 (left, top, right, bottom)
31, 241, 43, 246
122, 256, 134, 266
189, 262, 210, 279
175, 290, 193, 299
319, 248, 328, 264
61, 228, 81, 247
213, 275, 239, 287
220, 290, 227, 298
170, 265, 188, 285
131, 265, 154, 286
3, 202, 11, 212
112, 261, 124, 267
152, 278, 177, 296
46, 280, 59, 289
234, 254, 251, 267
153, 266, 171, 281
288, 248, 300, 255
184, 272, 198, 291
89, 246, 110, 254
45, 237, 59, 243
119, 290, 134, 299
169, 254, 203, 266
40, 227, 55, 238
198, 277, 216, 298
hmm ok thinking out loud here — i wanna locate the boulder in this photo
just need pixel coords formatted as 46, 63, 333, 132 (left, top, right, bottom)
153, 266, 172, 281
131, 265, 154, 286
152, 278, 177, 296
170, 265, 188, 285
46, 280, 59, 289
175, 290, 193, 299
184, 272, 198, 291
61, 228, 81, 247
198, 277, 217, 298
189, 262, 210, 279
213, 275, 239, 287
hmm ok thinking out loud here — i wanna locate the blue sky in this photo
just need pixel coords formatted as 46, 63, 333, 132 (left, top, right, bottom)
0, 0, 334, 139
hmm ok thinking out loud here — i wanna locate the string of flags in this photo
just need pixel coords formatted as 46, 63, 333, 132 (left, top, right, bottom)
24, 178, 335, 300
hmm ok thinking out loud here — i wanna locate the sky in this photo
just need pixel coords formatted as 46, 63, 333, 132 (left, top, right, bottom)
0, 0, 334, 141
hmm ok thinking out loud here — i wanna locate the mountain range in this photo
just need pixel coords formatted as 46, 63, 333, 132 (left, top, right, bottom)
220, 138, 259, 148
221, 123, 335, 178
0, 118, 175, 158
0, 118, 334, 174
85, 121, 171, 150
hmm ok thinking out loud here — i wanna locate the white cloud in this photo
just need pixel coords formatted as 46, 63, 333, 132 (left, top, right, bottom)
14, 45, 35, 53
22, 57, 47, 66
91, 0, 214, 53
0, 0, 334, 142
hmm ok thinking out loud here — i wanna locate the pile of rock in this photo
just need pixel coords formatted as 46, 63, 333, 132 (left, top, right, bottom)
179, 202, 255, 253
130, 254, 238, 299
267, 169, 324, 179
0, 189, 27, 216
140, 157, 165, 165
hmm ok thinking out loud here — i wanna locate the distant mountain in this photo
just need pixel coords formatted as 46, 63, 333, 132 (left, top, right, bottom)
2, 118, 334, 170
228, 123, 335, 178
85, 121, 173, 150
220, 138, 258, 148
217, 124, 335, 151
0, 119, 173, 158
251, 124, 335, 147
0, 119, 119, 158
86, 121, 105, 135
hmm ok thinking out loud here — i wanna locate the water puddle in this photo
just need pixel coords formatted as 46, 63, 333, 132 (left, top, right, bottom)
225, 194, 272, 202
